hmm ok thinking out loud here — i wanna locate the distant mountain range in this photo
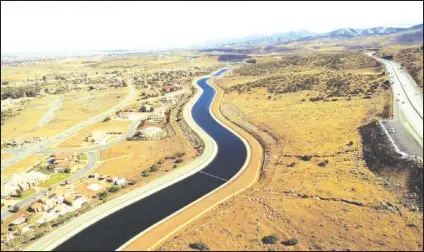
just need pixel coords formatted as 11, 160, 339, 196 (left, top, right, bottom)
209, 23, 423, 48
221, 30, 318, 47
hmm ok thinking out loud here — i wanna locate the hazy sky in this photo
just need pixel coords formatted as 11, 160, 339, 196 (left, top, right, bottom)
2, 1, 423, 53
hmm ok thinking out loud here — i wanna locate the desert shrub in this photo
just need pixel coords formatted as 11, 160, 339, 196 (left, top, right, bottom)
149, 165, 159, 172
174, 158, 183, 164
77, 153, 88, 160
1, 84, 42, 100
30, 232, 44, 241
103, 116, 111, 122
282, 238, 298, 246
318, 160, 329, 167
108, 186, 120, 193
176, 152, 185, 157
97, 191, 109, 200
189, 241, 210, 251
64, 168, 71, 173
12, 205, 20, 212
309, 96, 324, 102
299, 155, 312, 161
16, 189, 22, 198
286, 162, 296, 167
262, 234, 279, 244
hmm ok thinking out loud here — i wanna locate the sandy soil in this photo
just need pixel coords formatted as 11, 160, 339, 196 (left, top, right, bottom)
96, 135, 196, 182
56, 119, 131, 148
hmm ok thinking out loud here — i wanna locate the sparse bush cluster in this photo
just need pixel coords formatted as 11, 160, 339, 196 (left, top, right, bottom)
189, 241, 210, 251
262, 234, 279, 244
1, 84, 43, 100
228, 69, 388, 100
318, 160, 329, 167
233, 52, 378, 76
299, 155, 313, 161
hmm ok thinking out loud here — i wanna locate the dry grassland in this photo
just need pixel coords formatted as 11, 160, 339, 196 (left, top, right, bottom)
1, 154, 45, 182
1, 88, 128, 143
1, 153, 12, 160
159, 52, 423, 251
56, 119, 131, 148
97, 136, 196, 181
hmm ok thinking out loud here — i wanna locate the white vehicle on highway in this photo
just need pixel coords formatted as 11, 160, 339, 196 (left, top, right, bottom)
388, 128, 396, 133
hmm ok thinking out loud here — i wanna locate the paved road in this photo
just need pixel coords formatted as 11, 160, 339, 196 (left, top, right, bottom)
1, 152, 97, 220
126, 119, 142, 138
369, 53, 423, 153
1, 83, 137, 169
381, 120, 423, 159
38, 97, 63, 127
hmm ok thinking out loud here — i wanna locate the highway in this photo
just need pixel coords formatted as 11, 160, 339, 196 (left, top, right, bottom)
369, 52, 423, 157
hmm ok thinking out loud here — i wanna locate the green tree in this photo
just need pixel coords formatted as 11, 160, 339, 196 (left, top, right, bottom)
149, 165, 158, 172
12, 205, 20, 213
77, 153, 87, 160
97, 191, 109, 200
47, 163, 55, 171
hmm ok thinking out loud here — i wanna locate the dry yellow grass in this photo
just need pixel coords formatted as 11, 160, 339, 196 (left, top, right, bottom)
159, 54, 422, 251
97, 135, 196, 181
216, 76, 262, 89
161, 81, 422, 250
227, 88, 389, 155
1, 95, 59, 142
56, 119, 131, 148
1, 154, 45, 181
1, 88, 128, 143
344, 67, 380, 74
1, 153, 12, 160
